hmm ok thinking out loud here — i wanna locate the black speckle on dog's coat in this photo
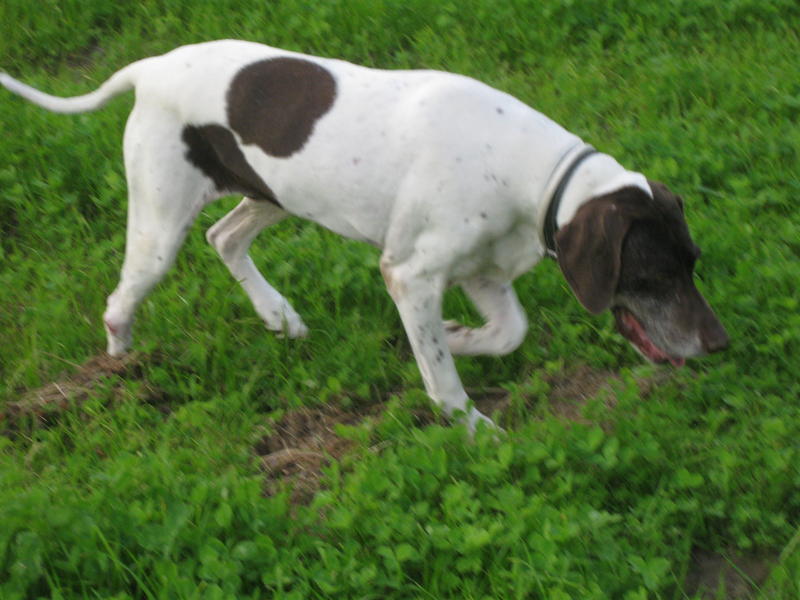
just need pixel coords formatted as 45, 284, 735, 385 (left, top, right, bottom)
227, 57, 337, 158
182, 124, 281, 205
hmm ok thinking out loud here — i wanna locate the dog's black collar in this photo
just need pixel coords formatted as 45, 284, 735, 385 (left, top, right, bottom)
543, 146, 598, 257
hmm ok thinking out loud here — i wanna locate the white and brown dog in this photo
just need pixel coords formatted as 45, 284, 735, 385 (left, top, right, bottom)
1, 40, 728, 429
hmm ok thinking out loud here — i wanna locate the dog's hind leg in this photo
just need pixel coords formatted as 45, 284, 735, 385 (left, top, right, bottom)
103, 107, 212, 356
206, 198, 308, 338
445, 277, 528, 356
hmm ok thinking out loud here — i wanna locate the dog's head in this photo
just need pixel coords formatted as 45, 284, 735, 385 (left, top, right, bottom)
554, 180, 728, 366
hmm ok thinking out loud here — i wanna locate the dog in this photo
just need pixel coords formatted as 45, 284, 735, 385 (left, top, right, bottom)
1, 40, 728, 429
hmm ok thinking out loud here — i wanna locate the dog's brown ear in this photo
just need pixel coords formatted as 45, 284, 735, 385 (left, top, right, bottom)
555, 189, 645, 314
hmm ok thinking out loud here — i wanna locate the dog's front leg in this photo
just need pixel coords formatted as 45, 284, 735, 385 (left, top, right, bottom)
445, 277, 528, 356
380, 256, 494, 431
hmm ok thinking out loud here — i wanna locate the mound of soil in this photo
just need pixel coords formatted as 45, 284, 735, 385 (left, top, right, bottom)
251, 364, 620, 505
547, 364, 619, 422
1, 353, 152, 434
255, 403, 376, 504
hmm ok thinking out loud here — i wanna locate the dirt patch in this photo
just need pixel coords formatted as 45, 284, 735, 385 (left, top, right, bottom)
252, 370, 629, 505
544, 363, 679, 425
254, 387, 518, 505
546, 364, 619, 423
1, 353, 164, 436
252, 365, 668, 504
255, 403, 383, 504
685, 548, 774, 599
471, 386, 513, 420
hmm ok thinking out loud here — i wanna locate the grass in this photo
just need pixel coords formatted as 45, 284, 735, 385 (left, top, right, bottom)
1, 0, 799, 598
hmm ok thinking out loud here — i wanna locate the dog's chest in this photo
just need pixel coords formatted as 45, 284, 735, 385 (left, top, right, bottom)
447, 221, 544, 284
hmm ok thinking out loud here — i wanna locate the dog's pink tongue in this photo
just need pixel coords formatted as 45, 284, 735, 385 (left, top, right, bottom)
620, 311, 682, 367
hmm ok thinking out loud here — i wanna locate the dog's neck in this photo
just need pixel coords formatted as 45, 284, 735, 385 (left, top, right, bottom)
541, 148, 651, 254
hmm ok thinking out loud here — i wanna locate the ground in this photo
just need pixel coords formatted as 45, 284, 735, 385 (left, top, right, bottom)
0, 352, 774, 598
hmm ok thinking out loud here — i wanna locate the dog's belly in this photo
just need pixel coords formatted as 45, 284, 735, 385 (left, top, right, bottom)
242, 143, 405, 246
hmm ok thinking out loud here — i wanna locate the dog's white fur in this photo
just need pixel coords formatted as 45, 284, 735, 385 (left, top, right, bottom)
1, 40, 653, 429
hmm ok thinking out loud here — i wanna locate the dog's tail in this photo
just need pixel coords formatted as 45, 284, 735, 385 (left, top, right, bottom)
0, 61, 144, 114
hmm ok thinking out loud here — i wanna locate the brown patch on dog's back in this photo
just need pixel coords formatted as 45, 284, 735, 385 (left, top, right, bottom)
227, 57, 336, 158
182, 124, 280, 205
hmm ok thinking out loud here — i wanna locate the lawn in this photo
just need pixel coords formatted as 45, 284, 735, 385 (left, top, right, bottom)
1, 1, 799, 598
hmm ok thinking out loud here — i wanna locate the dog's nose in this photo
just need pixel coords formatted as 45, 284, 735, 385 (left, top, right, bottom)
703, 321, 730, 354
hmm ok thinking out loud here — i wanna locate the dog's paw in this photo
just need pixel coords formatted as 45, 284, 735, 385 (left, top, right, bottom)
271, 320, 309, 339
464, 407, 504, 437
104, 318, 132, 357
106, 342, 130, 357
265, 310, 309, 339
255, 297, 309, 339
